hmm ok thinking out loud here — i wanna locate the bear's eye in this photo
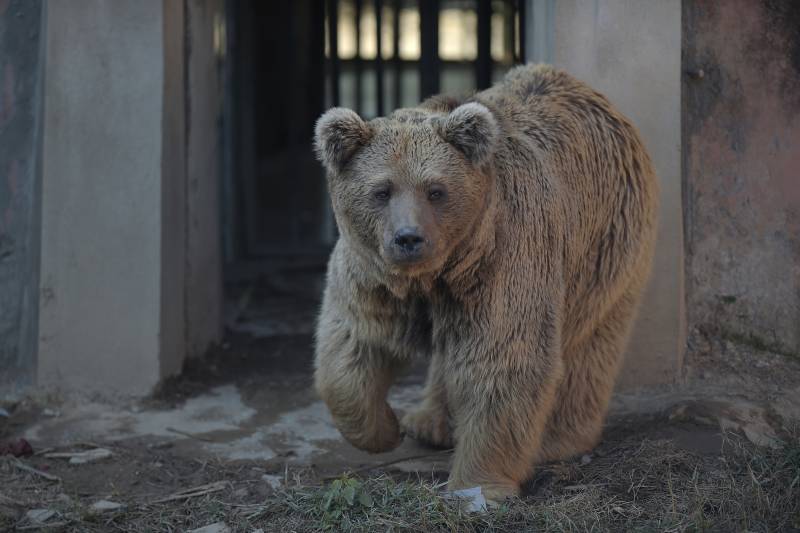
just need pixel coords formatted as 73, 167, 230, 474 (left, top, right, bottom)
428, 188, 446, 202
373, 189, 391, 202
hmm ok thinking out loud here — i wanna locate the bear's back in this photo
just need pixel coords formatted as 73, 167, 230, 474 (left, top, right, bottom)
478, 64, 659, 334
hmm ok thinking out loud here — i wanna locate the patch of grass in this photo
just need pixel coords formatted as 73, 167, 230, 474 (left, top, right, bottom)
272, 474, 482, 531
262, 433, 800, 532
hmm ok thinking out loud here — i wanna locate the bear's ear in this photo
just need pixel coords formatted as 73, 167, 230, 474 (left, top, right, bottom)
435, 102, 499, 165
314, 107, 374, 173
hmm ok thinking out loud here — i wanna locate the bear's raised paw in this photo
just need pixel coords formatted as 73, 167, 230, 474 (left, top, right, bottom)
401, 407, 454, 449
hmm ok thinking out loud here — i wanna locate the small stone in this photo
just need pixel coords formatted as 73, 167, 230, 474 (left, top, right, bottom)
580, 454, 592, 465
42, 408, 60, 417
89, 500, 125, 513
26, 508, 56, 523
262, 474, 283, 491
188, 523, 231, 533
63, 448, 112, 464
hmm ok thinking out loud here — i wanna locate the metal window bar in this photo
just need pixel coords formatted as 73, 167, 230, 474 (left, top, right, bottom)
476, 0, 492, 89
419, 0, 440, 100
375, 0, 385, 116
327, 0, 340, 106
392, 0, 401, 108
324, 0, 526, 116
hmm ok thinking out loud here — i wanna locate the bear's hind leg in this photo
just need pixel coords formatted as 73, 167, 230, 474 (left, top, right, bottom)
537, 291, 640, 463
401, 349, 454, 448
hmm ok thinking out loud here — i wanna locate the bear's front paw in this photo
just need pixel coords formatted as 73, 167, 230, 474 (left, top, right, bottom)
336, 403, 403, 454
401, 407, 454, 449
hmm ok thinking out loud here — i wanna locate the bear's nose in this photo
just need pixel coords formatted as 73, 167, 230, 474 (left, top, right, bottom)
393, 227, 425, 253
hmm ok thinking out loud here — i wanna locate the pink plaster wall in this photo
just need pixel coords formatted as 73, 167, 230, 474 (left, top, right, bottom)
683, 0, 800, 355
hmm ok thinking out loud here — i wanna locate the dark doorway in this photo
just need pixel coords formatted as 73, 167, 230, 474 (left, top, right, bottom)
220, 0, 525, 354
223, 0, 525, 266
224, 1, 329, 261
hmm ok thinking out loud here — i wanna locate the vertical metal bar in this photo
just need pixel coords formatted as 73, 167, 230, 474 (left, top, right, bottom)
392, 0, 401, 108
327, 0, 340, 106
355, 0, 363, 114
375, 0, 384, 116
419, 0, 440, 99
517, 0, 526, 64
476, 0, 492, 89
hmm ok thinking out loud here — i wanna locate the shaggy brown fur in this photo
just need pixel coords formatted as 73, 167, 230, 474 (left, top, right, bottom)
313, 64, 659, 501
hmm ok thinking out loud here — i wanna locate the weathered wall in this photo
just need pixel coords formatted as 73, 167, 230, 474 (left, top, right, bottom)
37, 0, 222, 395
38, 0, 185, 394
683, 0, 800, 356
0, 0, 43, 392
532, 0, 686, 388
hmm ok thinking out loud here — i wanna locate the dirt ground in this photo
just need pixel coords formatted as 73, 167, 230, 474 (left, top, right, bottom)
1, 268, 799, 532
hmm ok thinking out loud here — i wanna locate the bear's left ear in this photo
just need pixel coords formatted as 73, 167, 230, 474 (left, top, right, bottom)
435, 102, 499, 165
314, 107, 374, 173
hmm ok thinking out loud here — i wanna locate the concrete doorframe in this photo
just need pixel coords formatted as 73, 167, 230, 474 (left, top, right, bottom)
36, 0, 223, 396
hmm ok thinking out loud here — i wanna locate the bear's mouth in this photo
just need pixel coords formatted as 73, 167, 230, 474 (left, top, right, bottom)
382, 244, 445, 278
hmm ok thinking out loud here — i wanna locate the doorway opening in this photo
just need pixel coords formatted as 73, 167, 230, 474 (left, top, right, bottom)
220, 0, 525, 368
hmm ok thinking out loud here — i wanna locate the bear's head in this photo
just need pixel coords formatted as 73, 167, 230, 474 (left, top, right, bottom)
314, 102, 498, 278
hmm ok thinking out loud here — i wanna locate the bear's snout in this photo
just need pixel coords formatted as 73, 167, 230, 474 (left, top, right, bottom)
393, 227, 426, 256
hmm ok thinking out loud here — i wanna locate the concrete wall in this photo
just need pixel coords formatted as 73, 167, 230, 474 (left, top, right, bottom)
683, 0, 800, 356
38, 0, 221, 395
39, 0, 167, 393
526, 0, 685, 388
0, 0, 44, 392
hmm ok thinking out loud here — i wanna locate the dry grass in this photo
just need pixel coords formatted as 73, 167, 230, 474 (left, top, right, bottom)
4, 431, 796, 532
265, 432, 800, 532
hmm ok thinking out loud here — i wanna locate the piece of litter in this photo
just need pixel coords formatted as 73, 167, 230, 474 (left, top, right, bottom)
444, 486, 488, 513
0, 437, 34, 457
262, 474, 283, 491
188, 522, 231, 533
147, 440, 174, 450
89, 500, 125, 513
45, 448, 113, 464
26, 508, 56, 524
581, 454, 592, 465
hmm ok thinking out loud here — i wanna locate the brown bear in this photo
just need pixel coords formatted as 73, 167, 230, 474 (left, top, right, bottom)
313, 64, 658, 501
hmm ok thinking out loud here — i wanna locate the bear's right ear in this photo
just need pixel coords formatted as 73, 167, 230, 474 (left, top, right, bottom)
435, 102, 498, 166
314, 108, 374, 173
